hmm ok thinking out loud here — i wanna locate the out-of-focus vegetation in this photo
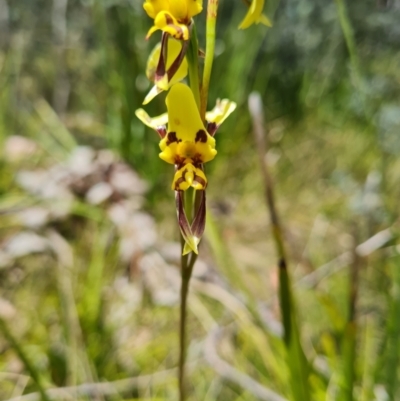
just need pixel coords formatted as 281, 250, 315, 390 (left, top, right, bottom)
1, 0, 400, 400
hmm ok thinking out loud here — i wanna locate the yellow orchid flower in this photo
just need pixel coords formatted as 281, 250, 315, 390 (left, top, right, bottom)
239, 0, 272, 29
144, 0, 203, 40
136, 83, 236, 191
143, 38, 188, 104
136, 83, 236, 255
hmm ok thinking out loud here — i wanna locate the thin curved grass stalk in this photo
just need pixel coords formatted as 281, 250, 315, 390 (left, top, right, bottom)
5, 366, 182, 401
204, 325, 288, 401
384, 249, 400, 401
338, 228, 361, 401
248, 92, 311, 401
0, 317, 50, 401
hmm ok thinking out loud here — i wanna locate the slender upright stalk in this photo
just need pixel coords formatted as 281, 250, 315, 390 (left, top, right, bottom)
178, 190, 198, 401
338, 227, 361, 401
201, 0, 218, 120
334, 0, 368, 119
178, 27, 202, 399
178, 249, 197, 401
248, 92, 310, 401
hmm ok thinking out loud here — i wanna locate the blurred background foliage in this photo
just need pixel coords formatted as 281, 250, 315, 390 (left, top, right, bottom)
1, 0, 400, 400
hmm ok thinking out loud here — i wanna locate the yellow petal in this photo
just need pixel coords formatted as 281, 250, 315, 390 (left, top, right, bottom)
135, 108, 168, 130
143, 0, 170, 19
169, 0, 203, 20
239, 0, 272, 29
144, 0, 203, 21
206, 99, 237, 126
159, 142, 178, 164
186, 0, 203, 19
171, 163, 208, 191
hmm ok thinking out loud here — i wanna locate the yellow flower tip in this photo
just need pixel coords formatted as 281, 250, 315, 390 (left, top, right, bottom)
146, 25, 159, 40
183, 239, 199, 255
156, 73, 170, 91
142, 85, 162, 105
259, 14, 273, 27
239, 0, 272, 29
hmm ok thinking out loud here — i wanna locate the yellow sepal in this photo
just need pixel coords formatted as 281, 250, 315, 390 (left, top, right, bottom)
239, 0, 272, 29
135, 108, 168, 130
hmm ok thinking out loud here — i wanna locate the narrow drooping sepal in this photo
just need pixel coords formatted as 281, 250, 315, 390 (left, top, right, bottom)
134, 109, 167, 138
182, 189, 206, 255
176, 190, 199, 254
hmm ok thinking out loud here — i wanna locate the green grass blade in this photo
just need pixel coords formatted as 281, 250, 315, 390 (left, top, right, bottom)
384, 253, 400, 400
279, 264, 311, 401
0, 317, 50, 401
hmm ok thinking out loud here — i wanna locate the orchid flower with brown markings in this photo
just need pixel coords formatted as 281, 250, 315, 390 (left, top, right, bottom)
136, 83, 236, 254
143, 0, 203, 101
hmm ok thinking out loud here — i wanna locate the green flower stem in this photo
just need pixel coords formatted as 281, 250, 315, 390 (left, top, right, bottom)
178, 251, 197, 401
178, 21, 202, 401
187, 22, 201, 111
0, 317, 50, 401
178, 188, 198, 401
201, 0, 219, 120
